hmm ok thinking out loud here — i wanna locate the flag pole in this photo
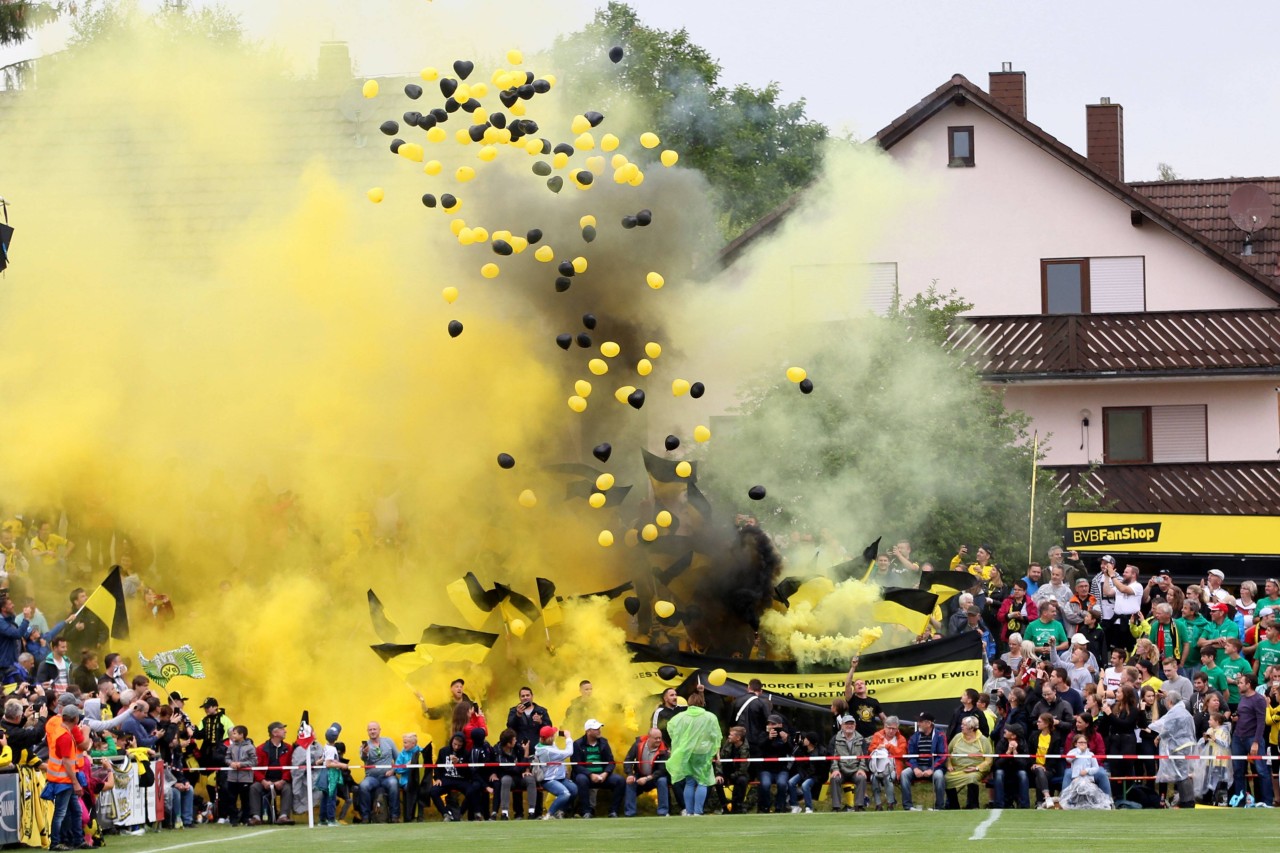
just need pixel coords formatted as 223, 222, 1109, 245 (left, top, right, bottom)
306, 754, 314, 829
1027, 431, 1039, 568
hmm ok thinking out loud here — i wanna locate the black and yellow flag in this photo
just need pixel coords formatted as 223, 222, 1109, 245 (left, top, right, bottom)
80, 565, 129, 643
446, 572, 500, 629
370, 643, 434, 680
874, 587, 939, 635
918, 570, 975, 606
417, 625, 499, 664
536, 577, 563, 628
367, 589, 401, 643
493, 582, 540, 633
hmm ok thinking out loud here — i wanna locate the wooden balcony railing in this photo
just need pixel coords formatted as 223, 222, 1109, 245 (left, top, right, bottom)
946, 309, 1280, 377
1048, 462, 1280, 515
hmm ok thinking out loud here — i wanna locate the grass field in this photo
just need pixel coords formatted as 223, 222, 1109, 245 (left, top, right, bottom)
103, 809, 1279, 853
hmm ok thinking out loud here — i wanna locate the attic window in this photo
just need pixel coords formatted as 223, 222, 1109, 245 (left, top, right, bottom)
948, 126, 974, 167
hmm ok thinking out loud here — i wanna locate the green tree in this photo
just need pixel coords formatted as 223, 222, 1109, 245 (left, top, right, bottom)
0, 1, 63, 48
1156, 162, 1180, 181
700, 286, 1100, 571
67, 0, 246, 50
552, 2, 828, 239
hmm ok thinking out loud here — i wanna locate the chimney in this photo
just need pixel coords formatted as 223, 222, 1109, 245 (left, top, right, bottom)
317, 42, 353, 86
988, 62, 1026, 119
1086, 97, 1124, 182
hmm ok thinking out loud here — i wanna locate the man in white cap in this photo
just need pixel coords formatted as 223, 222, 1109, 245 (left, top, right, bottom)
1062, 636, 1097, 692
1101, 561, 1142, 652
570, 719, 624, 818
1202, 569, 1233, 606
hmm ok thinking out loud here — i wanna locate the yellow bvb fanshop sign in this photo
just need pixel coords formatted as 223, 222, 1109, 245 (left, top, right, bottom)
1066, 512, 1280, 557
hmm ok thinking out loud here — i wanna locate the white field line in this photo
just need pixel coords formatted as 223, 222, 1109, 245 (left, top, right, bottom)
971, 808, 1002, 840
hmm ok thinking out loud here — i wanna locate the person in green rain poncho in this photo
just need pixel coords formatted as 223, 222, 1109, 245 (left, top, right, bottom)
665, 690, 722, 816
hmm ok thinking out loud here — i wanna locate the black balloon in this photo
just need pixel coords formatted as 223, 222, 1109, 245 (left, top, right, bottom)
490, 112, 507, 129
584, 110, 604, 127
576, 170, 594, 186
555, 334, 572, 350
609, 46, 624, 63
402, 111, 421, 126
636, 209, 653, 226
555, 277, 572, 293
441, 193, 457, 208
690, 382, 705, 398
624, 596, 641, 617
582, 225, 597, 243
499, 89, 518, 109
518, 84, 535, 100
627, 389, 645, 409
448, 320, 463, 338
461, 98, 481, 113
799, 378, 814, 394
520, 119, 540, 134
553, 142, 575, 156
524, 71, 535, 85
431, 108, 448, 122
389, 138, 405, 153
404, 83, 423, 99
621, 215, 637, 229
526, 228, 543, 244
664, 435, 680, 451
439, 78, 457, 98
557, 261, 575, 277
421, 194, 437, 208
419, 115, 437, 130
592, 443, 612, 463
467, 124, 487, 142
748, 485, 767, 501
532, 79, 551, 94
532, 161, 552, 177
453, 60, 474, 80
380, 120, 400, 136
444, 98, 460, 113
492, 240, 513, 256
497, 453, 515, 469
576, 333, 592, 348
538, 138, 552, 154
547, 176, 564, 193
582, 313, 597, 330
656, 665, 677, 681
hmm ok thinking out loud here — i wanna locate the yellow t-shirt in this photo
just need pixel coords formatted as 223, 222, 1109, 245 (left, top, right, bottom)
31, 533, 67, 566
1141, 676, 1164, 692
1035, 732, 1050, 766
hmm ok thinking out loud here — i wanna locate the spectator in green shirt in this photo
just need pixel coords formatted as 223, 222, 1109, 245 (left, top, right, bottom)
1198, 648, 1230, 697
1253, 622, 1280, 678
1175, 600, 1211, 672
1199, 603, 1240, 666
1219, 638, 1251, 708
1024, 602, 1069, 656
1255, 578, 1280, 616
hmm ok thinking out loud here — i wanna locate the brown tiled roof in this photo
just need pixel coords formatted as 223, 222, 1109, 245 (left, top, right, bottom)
1131, 178, 1280, 284
722, 74, 1280, 305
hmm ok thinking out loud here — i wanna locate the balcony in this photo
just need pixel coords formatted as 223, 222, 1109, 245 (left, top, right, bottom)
946, 308, 1280, 379
1048, 462, 1280, 515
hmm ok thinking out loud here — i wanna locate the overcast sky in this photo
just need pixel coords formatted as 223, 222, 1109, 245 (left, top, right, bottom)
5, 1, 1277, 182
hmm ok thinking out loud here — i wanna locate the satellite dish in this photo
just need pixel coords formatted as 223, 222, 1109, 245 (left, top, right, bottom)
336, 86, 366, 123
1228, 184, 1273, 234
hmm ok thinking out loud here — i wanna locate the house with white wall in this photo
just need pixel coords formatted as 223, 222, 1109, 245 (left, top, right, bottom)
723, 67, 1280, 574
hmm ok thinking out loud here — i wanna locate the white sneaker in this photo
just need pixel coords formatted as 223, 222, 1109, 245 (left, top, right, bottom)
175, 818, 184, 830
125, 827, 146, 836
908, 805, 922, 812
217, 817, 230, 824
790, 806, 801, 814
803, 807, 813, 814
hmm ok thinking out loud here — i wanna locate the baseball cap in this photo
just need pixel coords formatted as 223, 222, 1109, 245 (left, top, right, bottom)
201, 697, 219, 709
539, 725, 557, 739
56, 693, 79, 707
1209, 602, 1229, 614
1260, 607, 1275, 619
965, 606, 981, 616
1070, 633, 1089, 645
169, 691, 189, 702
1100, 555, 1115, 564
837, 714, 855, 725
1157, 570, 1171, 578
325, 723, 341, 743
1208, 569, 1225, 580
583, 718, 603, 730
767, 714, 785, 725
916, 712, 934, 722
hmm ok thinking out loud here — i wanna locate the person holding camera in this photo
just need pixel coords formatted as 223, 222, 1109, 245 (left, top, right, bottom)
1, 685, 48, 765
506, 686, 551, 757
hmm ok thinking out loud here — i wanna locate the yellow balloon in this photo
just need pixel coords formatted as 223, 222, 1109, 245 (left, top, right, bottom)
672, 379, 690, 396
655, 510, 673, 528
628, 170, 645, 187
553, 152, 570, 170
509, 618, 527, 637
641, 524, 658, 542
544, 74, 557, 88
478, 145, 498, 162
492, 230, 512, 242
588, 358, 608, 376
471, 82, 489, 98
573, 170, 593, 188
610, 154, 629, 169
575, 132, 596, 151
654, 600, 675, 618
442, 286, 459, 303
660, 149, 679, 167
472, 227, 488, 242
458, 228, 476, 246
442, 196, 462, 212
579, 215, 597, 229
645, 342, 662, 359
621, 163, 640, 182
694, 425, 711, 443
510, 236, 528, 253
572, 256, 588, 274
674, 696, 688, 707
535, 245, 555, 262
420, 67, 439, 81
571, 115, 590, 135
585, 156, 606, 174
425, 158, 443, 174
640, 131, 660, 149
398, 142, 424, 162
456, 83, 472, 101
455, 128, 472, 145
427, 126, 447, 143
507, 49, 524, 65
646, 272, 665, 289
614, 385, 636, 404
472, 108, 488, 125
518, 489, 537, 508
600, 341, 620, 358
598, 530, 615, 548
362, 79, 379, 98
588, 492, 606, 509
636, 359, 653, 376
707, 668, 727, 686
595, 473, 615, 491
786, 366, 808, 383
481, 262, 500, 279
366, 187, 384, 203
510, 101, 527, 117
675, 461, 692, 478
450, 218, 467, 236
601, 133, 620, 152
575, 379, 592, 398
568, 395, 587, 413
456, 166, 476, 182
525, 138, 543, 155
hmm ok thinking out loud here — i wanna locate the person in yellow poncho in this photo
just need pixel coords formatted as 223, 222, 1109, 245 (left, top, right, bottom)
665, 691, 721, 816
945, 716, 992, 810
